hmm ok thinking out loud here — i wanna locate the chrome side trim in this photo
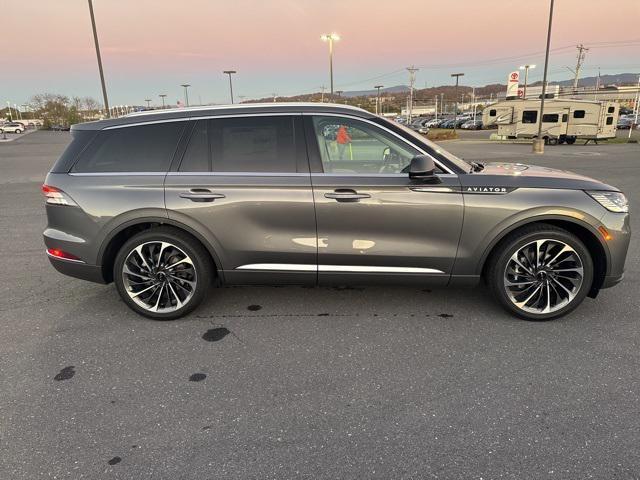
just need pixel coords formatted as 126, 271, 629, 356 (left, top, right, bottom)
103, 118, 189, 130
104, 112, 301, 130
301, 112, 455, 175
235, 263, 444, 274
410, 186, 457, 193
166, 171, 309, 177
319, 265, 444, 274
68, 172, 166, 176
236, 263, 316, 271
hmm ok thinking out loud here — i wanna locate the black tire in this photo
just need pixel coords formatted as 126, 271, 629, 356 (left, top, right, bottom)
487, 224, 594, 321
114, 226, 213, 320
566, 137, 576, 145
16, 129, 22, 134
548, 137, 559, 145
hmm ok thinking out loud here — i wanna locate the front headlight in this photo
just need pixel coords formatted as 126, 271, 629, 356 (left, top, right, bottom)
586, 190, 629, 213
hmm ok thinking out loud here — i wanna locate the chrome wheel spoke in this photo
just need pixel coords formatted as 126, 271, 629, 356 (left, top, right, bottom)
504, 238, 583, 315
122, 241, 197, 313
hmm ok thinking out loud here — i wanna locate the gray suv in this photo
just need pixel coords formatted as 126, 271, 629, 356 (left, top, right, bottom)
43, 103, 630, 321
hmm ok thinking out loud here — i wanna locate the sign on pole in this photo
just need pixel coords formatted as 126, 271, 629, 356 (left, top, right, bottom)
506, 71, 520, 98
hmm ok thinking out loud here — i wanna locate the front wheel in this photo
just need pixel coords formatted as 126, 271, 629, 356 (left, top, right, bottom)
487, 224, 594, 321
114, 227, 213, 320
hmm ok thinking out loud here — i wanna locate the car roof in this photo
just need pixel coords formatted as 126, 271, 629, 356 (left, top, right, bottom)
72, 102, 376, 131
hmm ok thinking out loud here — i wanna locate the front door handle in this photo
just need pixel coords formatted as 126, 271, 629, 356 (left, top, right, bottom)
179, 189, 225, 202
324, 189, 371, 202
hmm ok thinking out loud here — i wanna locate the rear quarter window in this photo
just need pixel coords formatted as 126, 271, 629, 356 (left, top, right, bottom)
71, 122, 186, 173
50, 130, 97, 173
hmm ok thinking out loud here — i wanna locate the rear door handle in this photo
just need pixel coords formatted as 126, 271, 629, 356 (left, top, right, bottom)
324, 189, 371, 202
179, 189, 225, 202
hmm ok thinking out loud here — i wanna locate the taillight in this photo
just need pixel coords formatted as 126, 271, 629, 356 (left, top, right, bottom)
41, 184, 77, 206
46, 248, 82, 262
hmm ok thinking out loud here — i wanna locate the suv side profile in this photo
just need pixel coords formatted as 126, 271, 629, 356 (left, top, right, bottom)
43, 104, 630, 321
1, 122, 24, 134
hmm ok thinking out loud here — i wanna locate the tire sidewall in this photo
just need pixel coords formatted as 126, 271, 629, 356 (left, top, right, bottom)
491, 228, 594, 321
114, 229, 211, 320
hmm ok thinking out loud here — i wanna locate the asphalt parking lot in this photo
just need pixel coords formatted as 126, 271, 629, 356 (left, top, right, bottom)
1, 131, 639, 479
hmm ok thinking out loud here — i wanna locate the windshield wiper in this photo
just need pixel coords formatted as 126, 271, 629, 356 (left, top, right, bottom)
470, 161, 485, 173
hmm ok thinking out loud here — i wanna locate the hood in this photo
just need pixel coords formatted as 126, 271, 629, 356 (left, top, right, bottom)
459, 162, 619, 192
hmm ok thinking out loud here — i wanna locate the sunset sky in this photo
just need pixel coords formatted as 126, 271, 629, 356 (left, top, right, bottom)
3, 0, 640, 107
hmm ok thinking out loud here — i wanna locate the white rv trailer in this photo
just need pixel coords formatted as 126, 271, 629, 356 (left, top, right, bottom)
482, 99, 619, 144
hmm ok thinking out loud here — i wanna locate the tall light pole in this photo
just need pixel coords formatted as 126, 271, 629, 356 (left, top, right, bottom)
6, 101, 12, 121
533, 0, 555, 154
180, 84, 191, 107
159, 94, 167, 109
145, 99, 152, 109
320, 33, 340, 96
374, 85, 384, 115
451, 73, 464, 132
519, 64, 536, 99
406, 66, 418, 122
87, 0, 110, 118
223, 70, 236, 104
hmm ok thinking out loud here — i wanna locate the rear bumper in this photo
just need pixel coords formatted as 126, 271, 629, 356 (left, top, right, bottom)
47, 256, 107, 284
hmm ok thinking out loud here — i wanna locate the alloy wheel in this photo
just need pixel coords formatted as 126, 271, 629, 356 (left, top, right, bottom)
122, 241, 197, 313
503, 239, 584, 315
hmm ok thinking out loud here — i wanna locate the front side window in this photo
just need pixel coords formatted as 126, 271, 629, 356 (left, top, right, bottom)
210, 116, 297, 173
522, 111, 537, 124
312, 116, 419, 174
72, 122, 186, 173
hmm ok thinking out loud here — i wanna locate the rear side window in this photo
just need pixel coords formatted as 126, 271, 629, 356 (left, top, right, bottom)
522, 111, 537, 123
72, 122, 186, 173
573, 110, 585, 118
210, 116, 296, 172
542, 114, 559, 123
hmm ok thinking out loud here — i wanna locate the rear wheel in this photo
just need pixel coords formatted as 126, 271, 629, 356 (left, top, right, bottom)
487, 224, 594, 321
566, 136, 577, 145
114, 227, 213, 320
548, 137, 559, 145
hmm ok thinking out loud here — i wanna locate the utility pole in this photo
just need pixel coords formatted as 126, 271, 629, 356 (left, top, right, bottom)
533, 0, 555, 154
519, 64, 536, 99
144, 99, 152, 109
180, 84, 191, 107
434, 95, 438, 120
440, 93, 444, 115
374, 85, 384, 115
572, 44, 589, 92
319, 85, 326, 103
472, 87, 476, 122
87, 0, 110, 117
6, 101, 12, 121
159, 94, 167, 108
320, 33, 340, 96
406, 66, 418, 122
629, 74, 640, 140
594, 67, 601, 100
450, 72, 464, 132
272, 93, 278, 103
223, 71, 237, 104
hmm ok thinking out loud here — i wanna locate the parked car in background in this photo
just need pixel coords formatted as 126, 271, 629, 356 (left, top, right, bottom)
50, 124, 70, 131
0, 122, 24, 134
408, 118, 430, 134
461, 120, 483, 130
425, 118, 445, 128
616, 118, 633, 130
42, 103, 630, 321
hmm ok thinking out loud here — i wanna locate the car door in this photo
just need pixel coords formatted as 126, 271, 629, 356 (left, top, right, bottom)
164, 114, 317, 285
305, 114, 464, 286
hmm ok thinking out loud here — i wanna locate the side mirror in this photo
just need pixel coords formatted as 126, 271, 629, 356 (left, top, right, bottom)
408, 155, 439, 182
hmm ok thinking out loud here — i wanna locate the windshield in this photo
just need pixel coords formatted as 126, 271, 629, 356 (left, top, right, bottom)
388, 119, 472, 172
